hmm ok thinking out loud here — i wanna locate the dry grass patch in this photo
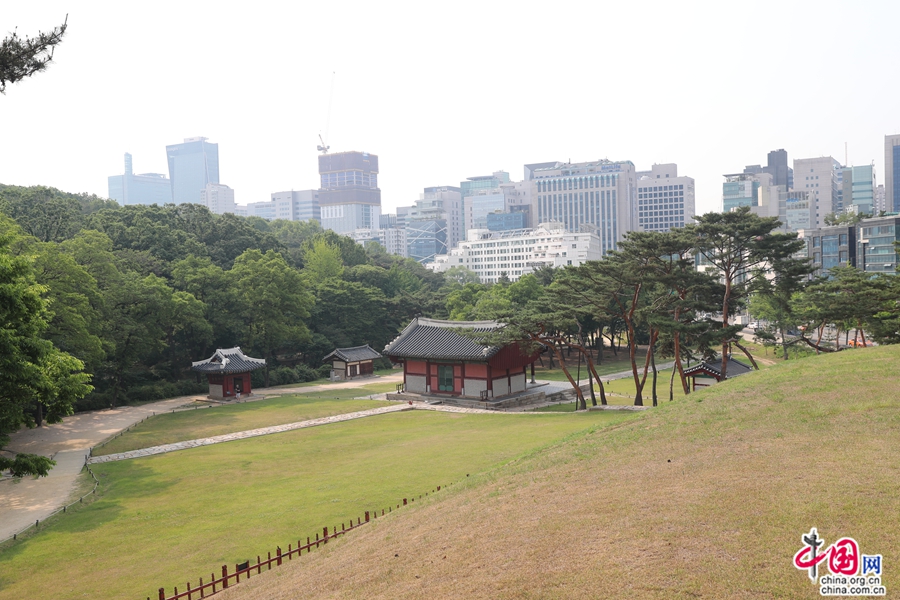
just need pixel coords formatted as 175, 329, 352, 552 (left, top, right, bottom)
220, 346, 900, 600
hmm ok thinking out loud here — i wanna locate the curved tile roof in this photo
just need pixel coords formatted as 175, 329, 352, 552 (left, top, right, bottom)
191, 347, 267, 374
323, 345, 383, 363
682, 356, 752, 379
383, 318, 502, 361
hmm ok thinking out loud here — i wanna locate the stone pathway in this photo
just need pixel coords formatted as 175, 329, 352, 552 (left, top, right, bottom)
88, 404, 412, 464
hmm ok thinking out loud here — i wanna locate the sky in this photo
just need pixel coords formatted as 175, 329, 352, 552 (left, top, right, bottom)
3, 1, 900, 217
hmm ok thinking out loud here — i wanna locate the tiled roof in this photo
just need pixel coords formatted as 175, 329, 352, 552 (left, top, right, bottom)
683, 356, 752, 380
323, 345, 382, 363
191, 347, 267, 374
383, 318, 502, 361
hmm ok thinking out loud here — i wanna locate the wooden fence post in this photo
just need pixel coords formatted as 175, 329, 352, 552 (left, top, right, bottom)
158, 587, 165, 600
365, 511, 370, 523
277, 546, 282, 566
222, 565, 228, 589
323, 526, 329, 543
403, 498, 407, 505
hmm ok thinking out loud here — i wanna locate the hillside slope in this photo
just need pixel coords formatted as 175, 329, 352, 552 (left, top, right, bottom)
220, 347, 899, 599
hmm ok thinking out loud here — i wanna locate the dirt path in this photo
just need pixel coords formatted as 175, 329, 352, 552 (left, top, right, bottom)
0, 374, 402, 542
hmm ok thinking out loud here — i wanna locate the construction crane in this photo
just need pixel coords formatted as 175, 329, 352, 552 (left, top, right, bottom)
317, 72, 336, 155
317, 134, 330, 155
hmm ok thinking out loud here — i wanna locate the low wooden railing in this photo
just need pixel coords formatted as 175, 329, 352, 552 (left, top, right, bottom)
154, 487, 444, 600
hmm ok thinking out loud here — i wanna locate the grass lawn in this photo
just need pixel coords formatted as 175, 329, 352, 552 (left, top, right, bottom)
0, 409, 636, 600
93, 383, 396, 456
219, 345, 900, 600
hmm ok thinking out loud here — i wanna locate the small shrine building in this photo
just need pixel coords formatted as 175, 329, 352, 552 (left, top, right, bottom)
323, 345, 382, 381
383, 318, 540, 400
191, 347, 266, 400
682, 356, 752, 391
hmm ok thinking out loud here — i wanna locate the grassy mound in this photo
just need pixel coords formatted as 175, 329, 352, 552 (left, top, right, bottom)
217, 346, 900, 599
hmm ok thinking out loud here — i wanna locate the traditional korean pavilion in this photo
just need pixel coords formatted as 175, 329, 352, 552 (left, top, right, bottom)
682, 356, 752, 391
383, 318, 540, 400
323, 345, 382, 380
191, 347, 266, 400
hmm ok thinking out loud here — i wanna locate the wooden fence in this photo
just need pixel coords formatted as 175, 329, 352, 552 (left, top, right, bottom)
153, 485, 447, 600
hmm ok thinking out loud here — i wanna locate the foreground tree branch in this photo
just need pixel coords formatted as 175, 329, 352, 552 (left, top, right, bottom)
0, 15, 68, 93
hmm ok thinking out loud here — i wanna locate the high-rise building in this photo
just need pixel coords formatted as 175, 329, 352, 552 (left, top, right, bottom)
530, 159, 636, 255
858, 215, 900, 273
200, 183, 236, 215
780, 189, 814, 232
166, 137, 220, 206
841, 165, 876, 216
799, 225, 856, 278
108, 153, 172, 205
271, 190, 320, 222
741, 149, 793, 189
318, 151, 381, 233
461, 171, 511, 232
243, 201, 276, 220
793, 156, 842, 228
404, 186, 464, 263
884, 135, 900, 212
499, 180, 533, 228
635, 163, 695, 232
381, 227, 408, 258
875, 184, 887, 214
722, 173, 761, 211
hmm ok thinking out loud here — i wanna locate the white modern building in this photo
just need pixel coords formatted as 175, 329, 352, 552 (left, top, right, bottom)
271, 190, 320, 222
793, 156, 842, 228
346, 227, 408, 258
240, 200, 276, 220
381, 226, 408, 257
430, 222, 602, 283
529, 159, 636, 255
635, 163, 695, 232
200, 183, 236, 215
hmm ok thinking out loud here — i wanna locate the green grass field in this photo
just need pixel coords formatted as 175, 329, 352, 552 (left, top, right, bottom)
0, 407, 635, 600
94, 383, 397, 456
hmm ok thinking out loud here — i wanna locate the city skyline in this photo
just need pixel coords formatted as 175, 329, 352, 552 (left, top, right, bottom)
3, 2, 900, 218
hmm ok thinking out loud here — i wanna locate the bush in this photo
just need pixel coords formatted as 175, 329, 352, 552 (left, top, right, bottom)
74, 380, 207, 412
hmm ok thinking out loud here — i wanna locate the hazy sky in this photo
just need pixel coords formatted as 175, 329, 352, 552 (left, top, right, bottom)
3, 1, 899, 217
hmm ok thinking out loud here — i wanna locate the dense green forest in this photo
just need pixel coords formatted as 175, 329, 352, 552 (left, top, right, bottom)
0, 184, 455, 413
